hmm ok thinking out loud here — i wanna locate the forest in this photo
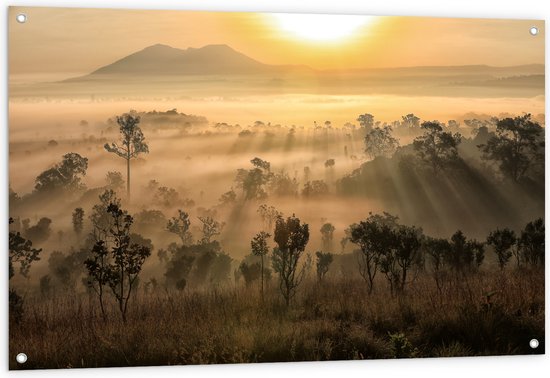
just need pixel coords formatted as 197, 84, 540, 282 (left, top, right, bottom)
9, 109, 545, 369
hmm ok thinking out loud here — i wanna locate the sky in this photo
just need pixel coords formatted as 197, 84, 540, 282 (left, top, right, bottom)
9, 6, 545, 77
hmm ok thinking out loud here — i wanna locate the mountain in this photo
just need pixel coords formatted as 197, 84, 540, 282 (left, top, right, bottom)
66, 43, 544, 84
68, 44, 310, 80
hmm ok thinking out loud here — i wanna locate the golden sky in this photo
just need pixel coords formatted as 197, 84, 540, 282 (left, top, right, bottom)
9, 6, 545, 76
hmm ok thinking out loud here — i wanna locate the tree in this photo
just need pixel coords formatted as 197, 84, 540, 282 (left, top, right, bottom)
72, 207, 85, 237
163, 245, 195, 290
104, 112, 149, 200
85, 203, 151, 322
519, 218, 544, 267
239, 261, 262, 287
413, 121, 462, 174
105, 171, 124, 191
257, 204, 282, 232
479, 114, 544, 182
424, 237, 452, 295
315, 251, 333, 281
446, 230, 484, 274
390, 225, 422, 293
402, 114, 420, 128
198, 216, 225, 244
24, 217, 52, 245
133, 209, 167, 234
9, 218, 42, 281
153, 186, 191, 208
272, 215, 310, 306
34, 153, 88, 193
9, 218, 42, 323
210, 253, 233, 284
90, 189, 121, 242
166, 210, 193, 245
324, 159, 335, 168
218, 189, 237, 206
235, 158, 272, 200
302, 180, 329, 197
48, 250, 84, 291
357, 114, 375, 130
320, 223, 335, 252
251, 231, 270, 298
352, 213, 422, 294
486, 228, 517, 270
349, 213, 397, 294
364, 126, 399, 159
268, 172, 299, 197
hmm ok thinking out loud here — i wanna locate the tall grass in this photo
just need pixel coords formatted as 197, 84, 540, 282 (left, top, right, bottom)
9, 268, 544, 369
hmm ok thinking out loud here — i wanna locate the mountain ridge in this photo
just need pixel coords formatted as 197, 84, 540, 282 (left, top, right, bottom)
64, 43, 544, 83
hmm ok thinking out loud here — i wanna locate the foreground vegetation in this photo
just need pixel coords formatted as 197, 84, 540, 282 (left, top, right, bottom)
10, 267, 544, 369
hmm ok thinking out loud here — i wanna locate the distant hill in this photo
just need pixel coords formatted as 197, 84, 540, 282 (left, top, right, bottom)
66, 44, 312, 81
14, 43, 541, 99
336, 64, 545, 78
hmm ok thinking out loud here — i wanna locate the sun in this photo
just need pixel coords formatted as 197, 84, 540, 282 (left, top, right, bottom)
270, 13, 374, 42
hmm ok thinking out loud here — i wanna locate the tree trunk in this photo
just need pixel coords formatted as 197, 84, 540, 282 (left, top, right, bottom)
260, 255, 264, 300
126, 157, 131, 201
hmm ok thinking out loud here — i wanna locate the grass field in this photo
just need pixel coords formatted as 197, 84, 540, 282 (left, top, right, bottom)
9, 267, 544, 370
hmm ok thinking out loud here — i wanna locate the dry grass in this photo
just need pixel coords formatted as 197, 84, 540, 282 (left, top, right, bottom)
9, 268, 544, 370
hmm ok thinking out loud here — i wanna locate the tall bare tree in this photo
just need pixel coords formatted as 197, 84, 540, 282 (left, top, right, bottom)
251, 231, 270, 298
104, 112, 149, 200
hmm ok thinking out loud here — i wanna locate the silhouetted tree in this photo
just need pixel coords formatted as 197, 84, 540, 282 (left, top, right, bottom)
315, 251, 333, 281
413, 121, 462, 174
72, 207, 85, 237
424, 237, 451, 295
164, 246, 195, 290
153, 186, 193, 208
193, 250, 217, 285
381, 225, 422, 293
445, 230, 484, 274
479, 114, 544, 182
357, 113, 375, 130
133, 209, 167, 234
272, 215, 310, 306
257, 204, 282, 232
9, 218, 42, 323
198, 216, 225, 244
320, 222, 335, 252
218, 188, 237, 206
90, 189, 121, 242
210, 253, 233, 284
48, 250, 84, 291
251, 231, 270, 298
519, 218, 544, 267
166, 210, 193, 245
402, 113, 420, 128
24, 217, 52, 244
85, 203, 151, 322
349, 212, 398, 293
324, 159, 335, 168
239, 261, 262, 287
364, 126, 399, 159
9, 217, 42, 281
235, 157, 272, 200
34, 152, 88, 193
105, 171, 124, 191
486, 228, 517, 270
104, 112, 149, 200
268, 172, 299, 197
302, 180, 329, 197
